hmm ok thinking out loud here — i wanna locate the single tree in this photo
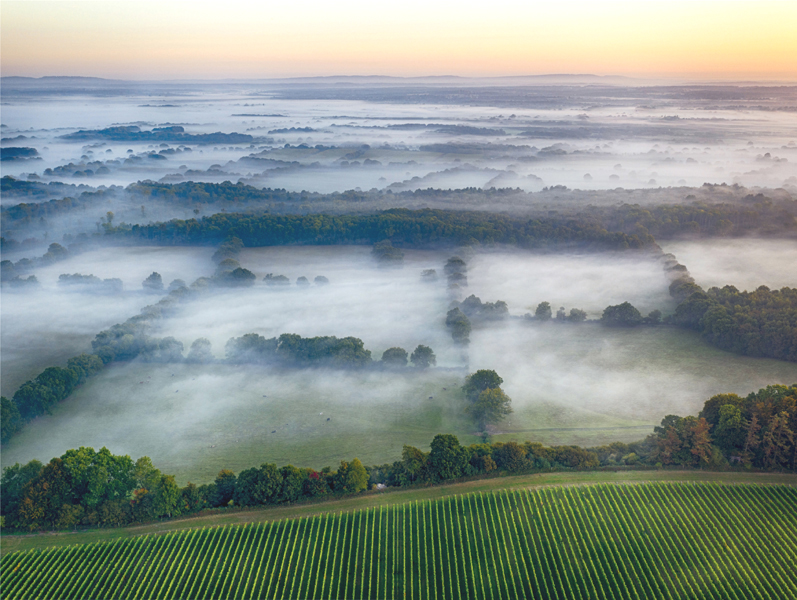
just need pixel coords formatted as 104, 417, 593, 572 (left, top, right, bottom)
215, 258, 241, 275
690, 417, 713, 465
335, 458, 368, 494
381, 347, 408, 368
762, 411, 794, 469
430, 434, 469, 480
492, 441, 529, 471
601, 301, 643, 327
444, 256, 467, 276
742, 414, 762, 466
535, 302, 552, 321
142, 272, 163, 291
445, 307, 471, 345
467, 388, 513, 430
211, 470, 237, 507
410, 345, 437, 369
168, 279, 187, 292
462, 369, 504, 400
371, 241, 404, 268
568, 308, 587, 322
223, 267, 256, 287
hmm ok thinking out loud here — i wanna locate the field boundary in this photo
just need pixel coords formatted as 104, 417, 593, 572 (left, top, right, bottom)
3, 469, 794, 554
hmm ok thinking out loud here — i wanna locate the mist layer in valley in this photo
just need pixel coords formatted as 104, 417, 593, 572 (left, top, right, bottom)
469, 323, 797, 446
4, 243, 796, 481
150, 246, 674, 360
2, 78, 797, 483
3, 324, 794, 485
0, 364, 467, 485
1, 246, 213, 396
661, 238, 797, 291
3, 80, 796, 209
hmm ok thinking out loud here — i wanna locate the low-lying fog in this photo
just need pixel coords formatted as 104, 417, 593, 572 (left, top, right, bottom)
3, 79, 796, 483
0, 242, 733, 400
3, 81, 797, 206
152, 246, 675, 361
661, 238, 797, 291
3, 323, 794, 485
5, 243, 795, 483
470, 322, 797, 444
0, 364, 467, 484
155, 246, 455, 364
466, 250, 674, 318
1, 246, 213, 396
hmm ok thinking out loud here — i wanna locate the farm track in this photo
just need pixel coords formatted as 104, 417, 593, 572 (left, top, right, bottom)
2, 482, 796, 599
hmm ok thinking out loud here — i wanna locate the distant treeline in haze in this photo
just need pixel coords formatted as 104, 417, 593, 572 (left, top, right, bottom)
3, 178, 797, 245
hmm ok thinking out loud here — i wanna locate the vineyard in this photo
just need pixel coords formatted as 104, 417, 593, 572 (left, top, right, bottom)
2, 482, 796, 599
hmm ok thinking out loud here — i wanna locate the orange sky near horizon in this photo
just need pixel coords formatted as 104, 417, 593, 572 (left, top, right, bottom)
1, 0, 795, 81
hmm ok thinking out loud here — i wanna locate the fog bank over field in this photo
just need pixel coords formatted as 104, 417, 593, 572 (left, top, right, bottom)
3, 323, 795, 484
1, 288, 146, 397
470, 323, 797, 442
2, 80, 796, 214
2, 79, 796, 483
660, 238, 797, 291
156, 246, 455, 364
33, 246, 214, 287
1, 246, 213, 396
0, 364, 467, 484
466, 249, 674, 318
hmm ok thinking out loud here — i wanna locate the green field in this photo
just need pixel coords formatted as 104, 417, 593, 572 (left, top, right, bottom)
4, 245, 796, 485
2, 482, 795, 599
0, 365, 470, 485
4, 323, 796, 485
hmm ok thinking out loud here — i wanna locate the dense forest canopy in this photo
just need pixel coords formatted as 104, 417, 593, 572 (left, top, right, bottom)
3, 178, 796, 245
103, 209, 650, 251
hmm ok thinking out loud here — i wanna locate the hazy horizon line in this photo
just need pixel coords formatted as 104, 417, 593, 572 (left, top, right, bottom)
3, 73, 797, 86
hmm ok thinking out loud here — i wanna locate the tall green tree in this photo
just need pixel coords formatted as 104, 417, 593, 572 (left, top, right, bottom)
601, 301, 644, 327
410, 345, 436, 369
0, 460, 43, 519
279, 465, 305, 503
381, 347, 408, 368
463, 370, 504, 400
233, 463, 281, 506
211, 469, 237, 507
430, 434, 469, 480
762, 411, 794, 469
1, 396, 23, 442
467, 388, 513, 430
335, 458, 368, 494
445, 308, 471, 345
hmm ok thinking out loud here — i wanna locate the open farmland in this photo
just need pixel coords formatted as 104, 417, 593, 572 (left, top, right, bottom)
3, 482, 796, 599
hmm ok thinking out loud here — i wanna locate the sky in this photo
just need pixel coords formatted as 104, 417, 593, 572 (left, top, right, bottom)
1, 0, 796, 81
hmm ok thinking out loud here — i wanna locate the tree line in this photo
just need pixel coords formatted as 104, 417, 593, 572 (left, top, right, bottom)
5, 178, 796, 246
1, 279, 199, 443
1, 242, 72, 287
102, 208, 648, 252
225, 333, 436, 370
4, 383, 792, 531
670, 283, 797, 362
581, 193, 797, 240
